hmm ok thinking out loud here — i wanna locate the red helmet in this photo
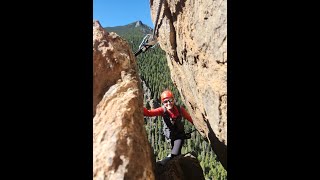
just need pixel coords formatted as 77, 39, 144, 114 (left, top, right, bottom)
161, 90, 174, 102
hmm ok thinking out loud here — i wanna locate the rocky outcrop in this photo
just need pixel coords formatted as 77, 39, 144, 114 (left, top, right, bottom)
150, 0, 227, 168
93, 20, 136, 116
155, 153, 205, 180
93, 20, 155, 180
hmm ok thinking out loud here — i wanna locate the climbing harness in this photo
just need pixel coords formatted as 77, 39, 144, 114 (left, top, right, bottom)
162, 105, 197, 140
183, 129, 197, 139
162, 105, 184, 140
134, 0, 164, 56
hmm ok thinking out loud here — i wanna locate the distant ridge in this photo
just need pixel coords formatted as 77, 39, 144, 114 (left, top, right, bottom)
104, 21, 153, 37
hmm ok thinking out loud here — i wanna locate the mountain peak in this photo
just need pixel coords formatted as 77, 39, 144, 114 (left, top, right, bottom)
135, 21, 143, 27
104, 21, 153, 37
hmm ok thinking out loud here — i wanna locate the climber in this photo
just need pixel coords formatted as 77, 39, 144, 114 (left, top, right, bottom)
143, 89, 195, 165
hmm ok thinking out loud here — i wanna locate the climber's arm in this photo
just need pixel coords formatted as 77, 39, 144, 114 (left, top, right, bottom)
143, 107, 164, 117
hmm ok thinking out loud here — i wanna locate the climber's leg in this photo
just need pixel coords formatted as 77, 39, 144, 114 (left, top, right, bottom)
171, 138, 184, 157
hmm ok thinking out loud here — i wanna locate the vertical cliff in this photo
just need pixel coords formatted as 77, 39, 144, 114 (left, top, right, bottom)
150, 0, 227, 168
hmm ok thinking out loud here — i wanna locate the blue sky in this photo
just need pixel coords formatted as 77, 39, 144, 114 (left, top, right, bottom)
93, 0, 154, 28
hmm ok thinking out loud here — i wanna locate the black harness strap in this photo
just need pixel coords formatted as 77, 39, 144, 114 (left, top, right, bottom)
162, 106, 185, 140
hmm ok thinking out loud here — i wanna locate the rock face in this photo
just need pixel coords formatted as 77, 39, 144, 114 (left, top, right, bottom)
155, 153, 205, 180
93, 20, 155, 180
93, 20, 136, 116
150, 0, 227, 168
